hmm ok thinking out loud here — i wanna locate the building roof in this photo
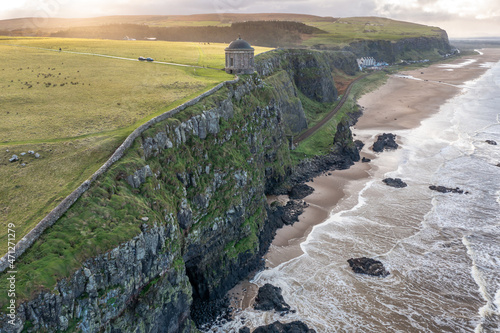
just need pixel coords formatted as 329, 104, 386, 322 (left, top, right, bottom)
226, 37, 254, 50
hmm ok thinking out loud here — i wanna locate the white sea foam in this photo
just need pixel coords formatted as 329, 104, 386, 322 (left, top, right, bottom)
437, 58, 477, 68
392, 74, 423, 80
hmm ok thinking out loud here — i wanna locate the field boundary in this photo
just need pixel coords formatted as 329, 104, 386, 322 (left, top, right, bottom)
0, 76, 239, 273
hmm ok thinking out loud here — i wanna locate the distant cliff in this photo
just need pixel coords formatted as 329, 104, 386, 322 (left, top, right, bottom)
315, 30, 452, 63
0, 48, 359, 333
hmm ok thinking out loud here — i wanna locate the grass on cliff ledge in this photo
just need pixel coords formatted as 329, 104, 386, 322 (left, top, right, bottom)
0, 37, 271, 256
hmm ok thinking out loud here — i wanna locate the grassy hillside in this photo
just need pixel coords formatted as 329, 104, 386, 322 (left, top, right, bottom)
0, 14, 334, 31
0, 37, 270, 255
305, 16, 442, 46
0, 15, 446, 49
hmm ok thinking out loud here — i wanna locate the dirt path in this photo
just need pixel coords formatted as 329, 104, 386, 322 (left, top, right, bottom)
293, 74, 368, 145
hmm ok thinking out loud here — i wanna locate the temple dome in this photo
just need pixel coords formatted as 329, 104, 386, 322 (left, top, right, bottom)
226, 37, 253, 50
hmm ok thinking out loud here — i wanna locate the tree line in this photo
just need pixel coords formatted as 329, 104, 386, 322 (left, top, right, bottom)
50, 21, 326, 47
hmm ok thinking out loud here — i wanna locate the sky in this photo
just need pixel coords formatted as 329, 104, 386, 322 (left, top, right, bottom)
0, 0, 499, 38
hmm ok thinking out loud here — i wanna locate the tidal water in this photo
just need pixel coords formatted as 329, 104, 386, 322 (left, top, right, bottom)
215, 59, 500, 332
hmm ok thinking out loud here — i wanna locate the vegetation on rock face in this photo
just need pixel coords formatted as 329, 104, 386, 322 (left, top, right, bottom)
0, 69, 294, 312
291, 70, 389, 162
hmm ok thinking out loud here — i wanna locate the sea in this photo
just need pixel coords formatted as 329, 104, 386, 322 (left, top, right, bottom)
213, 57, 500, 332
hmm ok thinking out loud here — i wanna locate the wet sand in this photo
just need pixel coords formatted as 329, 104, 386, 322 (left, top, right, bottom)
228, 49, 500, 312
357, 49, 500, 131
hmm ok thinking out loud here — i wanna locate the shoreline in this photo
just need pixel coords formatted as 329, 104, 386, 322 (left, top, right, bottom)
228, 48, 500, 313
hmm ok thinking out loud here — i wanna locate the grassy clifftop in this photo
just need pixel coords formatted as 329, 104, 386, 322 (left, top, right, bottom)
0, 37, 269, 255
305, 16, 444, 46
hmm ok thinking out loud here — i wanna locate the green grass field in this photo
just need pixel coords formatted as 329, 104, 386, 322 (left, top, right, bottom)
0, 37, 270, 255
0, 37, 270, 68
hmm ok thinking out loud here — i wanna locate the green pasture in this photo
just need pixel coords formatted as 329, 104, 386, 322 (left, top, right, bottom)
0, 37, 269, 255
0, 37, 270, 68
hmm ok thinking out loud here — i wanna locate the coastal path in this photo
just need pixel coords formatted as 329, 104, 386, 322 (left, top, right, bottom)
293, 74, 369, 145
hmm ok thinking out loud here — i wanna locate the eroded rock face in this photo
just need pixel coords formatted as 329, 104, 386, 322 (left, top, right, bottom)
126, 165, 153, 188
254, 284, 291, 312
344, 33, 451, 63
372, 133, 398, 152
347, 257, 389, 277
1, 224, 193, 333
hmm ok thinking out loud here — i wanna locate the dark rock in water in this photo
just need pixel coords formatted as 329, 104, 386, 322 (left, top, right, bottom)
252, 320, 316, 333
347, 257, 389, 277
429, 185, 469, 194
486, 140, 497, 145
383, 178, 407, 188
372, 133, 398, 152
288, 183, 314, 199
254, 284, 291, 312
361, 157, 371, 163
239, 328, 251, 333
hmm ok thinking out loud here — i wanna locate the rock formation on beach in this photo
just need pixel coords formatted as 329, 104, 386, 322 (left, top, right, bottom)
254, 284, 291, 312
372, 133, 398, 152
240, 284, 314, 332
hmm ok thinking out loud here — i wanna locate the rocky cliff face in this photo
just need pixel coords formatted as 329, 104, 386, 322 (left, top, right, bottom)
0, 49, 359, 333
343, 31, 452, 63
19, 225, 193, 333
255, 49, 359, 103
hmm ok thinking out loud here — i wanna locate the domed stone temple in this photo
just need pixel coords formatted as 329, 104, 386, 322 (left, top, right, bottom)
225, 36, 255, 74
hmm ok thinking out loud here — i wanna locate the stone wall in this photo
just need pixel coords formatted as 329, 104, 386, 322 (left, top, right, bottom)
0, 67, 306, 332
0, 77, 239, 274
0, 48, 358, 332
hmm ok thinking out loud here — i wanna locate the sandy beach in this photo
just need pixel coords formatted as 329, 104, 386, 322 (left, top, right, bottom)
226, 49, 500, 312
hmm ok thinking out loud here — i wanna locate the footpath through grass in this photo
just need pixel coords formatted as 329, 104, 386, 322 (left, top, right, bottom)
0, 37, 270, 255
